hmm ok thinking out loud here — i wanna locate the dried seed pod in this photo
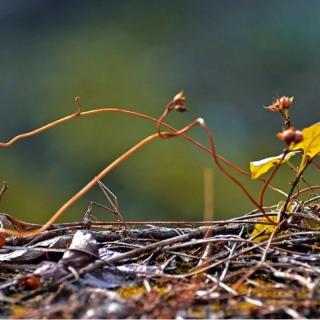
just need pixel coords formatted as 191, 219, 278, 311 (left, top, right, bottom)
265, 102, 281, 112
168, 90, 187, 112
278, 96, 294, 109
293, 130, 303, 143
174, 104, 187, 112
265, 96, 294, 112
173, 90, 185, 104
276, 127, 303, 145
19, 276, 41, 289
277, 127, 295, 144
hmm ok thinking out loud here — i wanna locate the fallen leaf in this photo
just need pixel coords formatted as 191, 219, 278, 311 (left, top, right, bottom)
250, 214, 279, 243
250, 201, 296, 242
60, 230, 99, 268
0, 235, 70, 262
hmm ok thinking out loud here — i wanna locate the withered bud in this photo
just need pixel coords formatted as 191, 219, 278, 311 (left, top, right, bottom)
265, 102, 281, 112
174, 103, 187, 112
19, 276, 41, 289
173, 90, 185, 103
293, 130, 303, 143
278, 96, 294, 109
265, 96, 294, 112
168, 90, 187, 112
276, 127, 303, 145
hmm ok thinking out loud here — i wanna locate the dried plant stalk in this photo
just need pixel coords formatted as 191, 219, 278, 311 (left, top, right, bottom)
0, 96, 282, 236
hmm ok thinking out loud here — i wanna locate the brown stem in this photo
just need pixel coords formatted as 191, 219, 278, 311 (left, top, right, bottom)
156, 107, 170, 138
0, 109, 259, 185
0, 107, 281, 193
281, 159, 311, 217
0, 133, 157, 237
258, 151, 288, 213
0, 118, 208, 237
156, 110, 275, 224
198, 120, 276, 225
0, 105, 284, 236
291, 185, 320, 200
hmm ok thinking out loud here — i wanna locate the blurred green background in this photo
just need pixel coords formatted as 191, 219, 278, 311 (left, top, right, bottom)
0, 0, 319, 223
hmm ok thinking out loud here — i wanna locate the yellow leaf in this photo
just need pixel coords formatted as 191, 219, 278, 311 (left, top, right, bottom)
250, 152, 298, 180
250, 201, 297, 242
250, 215, 279, 243
290, 122, 320, 170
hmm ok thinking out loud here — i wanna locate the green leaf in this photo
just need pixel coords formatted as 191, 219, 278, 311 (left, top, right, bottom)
250, 152, 298, 180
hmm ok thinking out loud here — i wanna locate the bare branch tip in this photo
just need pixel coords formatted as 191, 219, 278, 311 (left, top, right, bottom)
165, 90, 187, 113
172, 90, 187, 112
197, 118, 205, 126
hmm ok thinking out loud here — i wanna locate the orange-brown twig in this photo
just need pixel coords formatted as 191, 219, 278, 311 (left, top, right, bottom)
0, 116, 209, 237
291, 185, 320, 200
156, 101, 277, 225
280, 159, 312, 217
0, 105, 281, 193
0, 133, 156, 237
198, 120, 277, 225
0, 97, 284, 236
258, 151, 288, 222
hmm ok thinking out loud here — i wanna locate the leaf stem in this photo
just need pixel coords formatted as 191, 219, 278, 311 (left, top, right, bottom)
258, 151, 288, 216
281, 159, 311, 218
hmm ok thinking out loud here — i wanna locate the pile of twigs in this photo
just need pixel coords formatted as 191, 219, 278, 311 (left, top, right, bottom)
0, 207, 320, 319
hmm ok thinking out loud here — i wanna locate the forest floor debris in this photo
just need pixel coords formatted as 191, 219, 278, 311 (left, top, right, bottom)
1, 208, 320, 319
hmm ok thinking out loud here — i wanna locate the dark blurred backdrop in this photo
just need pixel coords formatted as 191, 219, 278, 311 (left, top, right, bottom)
0, 0, 319, 223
